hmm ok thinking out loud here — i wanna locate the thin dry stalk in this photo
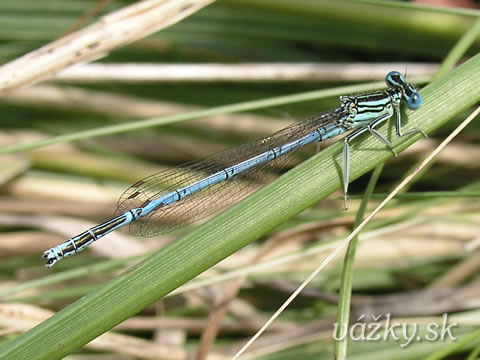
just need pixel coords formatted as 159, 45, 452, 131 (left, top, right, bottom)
51, 62, 438, 83
0, 0, 215, 95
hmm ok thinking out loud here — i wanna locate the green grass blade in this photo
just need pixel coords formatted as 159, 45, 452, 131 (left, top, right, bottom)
355, 0, 480, 17
335, 163, 384, 360
0, 54, 479, 360
435, 17, 480, 79
466, 343, 480, 360
423, 327, 480, 360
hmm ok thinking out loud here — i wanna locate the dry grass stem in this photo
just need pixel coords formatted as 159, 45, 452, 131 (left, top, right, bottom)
50, 62, 439, 83
0, 0, 215, 95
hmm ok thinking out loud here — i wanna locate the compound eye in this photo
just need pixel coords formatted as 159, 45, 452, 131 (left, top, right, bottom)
386, 71, 403, 88
407, 92, 422, 110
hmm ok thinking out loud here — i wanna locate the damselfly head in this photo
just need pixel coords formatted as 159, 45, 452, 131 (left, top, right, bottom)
386, 71, 422, 111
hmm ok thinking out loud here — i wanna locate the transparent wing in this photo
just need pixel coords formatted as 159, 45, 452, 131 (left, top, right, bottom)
115, 109, 344, 237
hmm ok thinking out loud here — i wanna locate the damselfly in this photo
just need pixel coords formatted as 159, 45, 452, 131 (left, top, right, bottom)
43, 71, 424, 268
